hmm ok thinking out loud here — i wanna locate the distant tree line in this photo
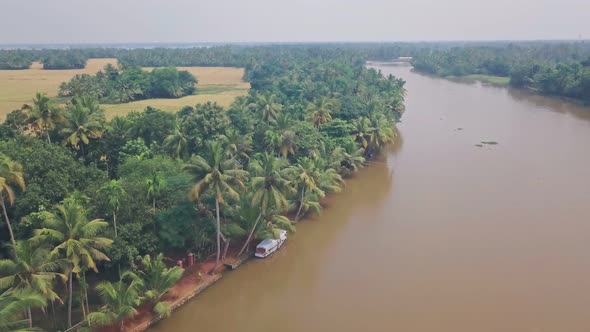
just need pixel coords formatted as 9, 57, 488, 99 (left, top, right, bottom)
59, 64, 197, 103
0, 43, 428, 70
2, 41, 589, 72
41, 50, 88, 69
411, 43, 590, 102
0, 50, 35, 69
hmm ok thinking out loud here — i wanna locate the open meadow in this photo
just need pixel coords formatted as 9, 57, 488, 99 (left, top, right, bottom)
0, 59, 249, 120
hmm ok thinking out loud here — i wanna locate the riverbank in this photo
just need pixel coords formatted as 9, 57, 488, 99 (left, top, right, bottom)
117, 187, 355, 331
116, 157, 385, 332
125, 273, 222, 332
116, 240, 260, 332
115, 257, 227, 332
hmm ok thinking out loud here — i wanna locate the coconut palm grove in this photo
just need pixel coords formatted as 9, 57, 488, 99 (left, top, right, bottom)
0, 45, 406, 331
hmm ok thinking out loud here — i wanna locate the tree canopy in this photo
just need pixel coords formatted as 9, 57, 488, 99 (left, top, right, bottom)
0, 43, 407, 330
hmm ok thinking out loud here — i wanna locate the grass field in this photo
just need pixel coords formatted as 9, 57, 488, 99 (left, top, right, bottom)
462, 75, 510, 86
0, 59, 249, 120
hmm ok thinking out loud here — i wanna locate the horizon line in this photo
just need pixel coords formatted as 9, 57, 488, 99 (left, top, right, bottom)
0, 39, 588, 47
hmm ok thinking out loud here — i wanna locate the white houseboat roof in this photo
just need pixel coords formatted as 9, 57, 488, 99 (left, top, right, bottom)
257, 238, 276, 249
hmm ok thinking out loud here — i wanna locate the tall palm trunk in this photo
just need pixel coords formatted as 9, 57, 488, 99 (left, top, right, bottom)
51, 301, 57, 330
209, 198, 221, 274
222, 238, 231, 260
112, 211, 118, 237
152, 198, 157, 232
237, 213, 262, 257
45, 129, 51, 144
295, 187, 306, 222
82, 271, 90, 319
68, 271, 73, 328
0, 197, 15, 245
27, 307, 32, 328
80, 293, 86, 319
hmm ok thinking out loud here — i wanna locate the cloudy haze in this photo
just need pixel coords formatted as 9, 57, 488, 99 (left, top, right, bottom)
1, 0, 588, 44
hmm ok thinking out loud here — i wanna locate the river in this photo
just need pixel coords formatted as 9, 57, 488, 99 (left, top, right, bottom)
151, 63, 590, 332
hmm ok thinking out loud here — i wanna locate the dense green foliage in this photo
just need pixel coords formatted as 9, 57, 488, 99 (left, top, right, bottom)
0, 45, 406, 330
41, 50, 88, 70
59, 64, 197, 103
0, 50, 34, 69
0, 43, 422, 70
411, 43, 590, 102
509, 62, 590, 101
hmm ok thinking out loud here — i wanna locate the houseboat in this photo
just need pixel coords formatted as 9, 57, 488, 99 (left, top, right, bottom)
255, 230, 287, 258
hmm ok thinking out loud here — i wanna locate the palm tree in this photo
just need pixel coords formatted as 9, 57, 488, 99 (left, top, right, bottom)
362, 97, 385, 116
383, 91, 406, 116
258, 210, 295, 238
289, 192, 322, 222
33, 202, 113, 328
75, 95, 103, 115
351, 117, 372, 151
60, 97, 105, 154
163, 120, 188, 160
264, 130, 281, 154
250, 153, 292, 213
328, 142, 366, 177
287, 157, 324, 221
87, 271, 143, 332
99, 180, 126, 237
367, 113, 396, 157
0, 240, 68, 328
108, 116, 131, 138
288, 157, 344, 221
146, 173, 164, 216
264, 129, 297, 159
273, 113, 293, 132
223, 128, 252, 162
0, 288, 46, 332
318, 164, 345, 195
237, 153, 292, 256
184, 141, 248, 273
278, 130, 297, 159
250, 93, 282, 124
21, 92, 64, 143
265, 113, 297, 158
137, 254, 183, 318
227, 96, 256, 133
0, 154, 25, 245
234, 193, 260, 256
306, 97, 337, 128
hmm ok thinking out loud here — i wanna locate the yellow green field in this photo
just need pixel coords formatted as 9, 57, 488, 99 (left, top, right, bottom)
0, 59, 250, 120
451, 74, 510, 86
463, 74, 510, 86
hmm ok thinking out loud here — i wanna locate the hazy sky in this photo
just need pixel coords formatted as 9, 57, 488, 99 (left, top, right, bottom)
1, 0, 588, 44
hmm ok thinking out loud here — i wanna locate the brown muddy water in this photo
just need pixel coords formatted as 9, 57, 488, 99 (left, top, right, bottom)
151, 64, 590, 332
